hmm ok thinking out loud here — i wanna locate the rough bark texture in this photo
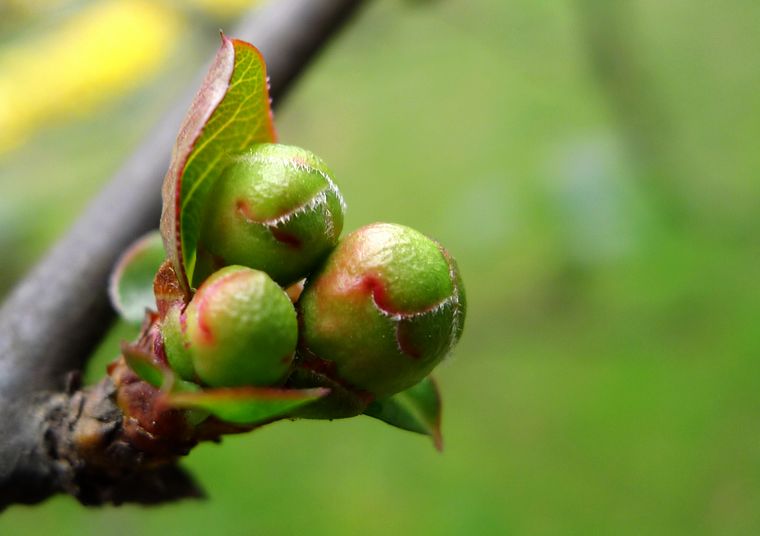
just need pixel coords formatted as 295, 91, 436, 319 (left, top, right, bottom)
0, 0, 365, 510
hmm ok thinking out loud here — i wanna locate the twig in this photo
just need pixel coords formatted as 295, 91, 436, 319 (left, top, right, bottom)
0, 0, 365, 508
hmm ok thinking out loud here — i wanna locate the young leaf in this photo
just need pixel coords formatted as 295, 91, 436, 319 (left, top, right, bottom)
160, 34, 277, 294
364, 376, 443, 451
165, 386, 329, 425
109, 231, 166, 324
122, 342, 201, 393
121, 342, 173, 389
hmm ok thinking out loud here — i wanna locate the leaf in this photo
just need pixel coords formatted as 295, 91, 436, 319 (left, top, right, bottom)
122, 342, 201, 393
109, 231, 166, 324
160, 34, 277, 294
165, 386, 329, 425
121, 343, 208, 426
121, 342, 172, 389
364, 376, 443, 451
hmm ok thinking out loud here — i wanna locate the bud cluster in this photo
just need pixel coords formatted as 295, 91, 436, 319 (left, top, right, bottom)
159, 142, 466, 417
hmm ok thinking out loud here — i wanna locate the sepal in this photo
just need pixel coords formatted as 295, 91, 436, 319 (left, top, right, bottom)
164, 386, 330, 425
364, 376, 443, 451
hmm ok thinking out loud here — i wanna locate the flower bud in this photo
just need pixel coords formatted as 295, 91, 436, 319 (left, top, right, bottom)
298, 223, 466, 398
195, 143, 345, 287
161, 304, 195, 381
182, 265, 298, 387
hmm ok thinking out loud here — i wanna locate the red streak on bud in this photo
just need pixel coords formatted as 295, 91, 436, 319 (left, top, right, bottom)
270, 227, 302, 248
395, 323, 423, 360
235, 198, 260, 223
193, 269, 251, 345
360, 273, 451, 319
361, 274, 400, 314
196, 317, 215, 346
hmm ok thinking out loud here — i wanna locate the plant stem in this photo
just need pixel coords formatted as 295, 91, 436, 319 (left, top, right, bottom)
0, 0, 366, 508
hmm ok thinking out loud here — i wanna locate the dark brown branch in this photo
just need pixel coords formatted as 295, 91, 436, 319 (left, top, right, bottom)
0, 0, 365, 509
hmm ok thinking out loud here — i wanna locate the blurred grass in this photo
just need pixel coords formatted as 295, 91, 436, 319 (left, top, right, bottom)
2, 0, 760, 534
0, 0, 180, 153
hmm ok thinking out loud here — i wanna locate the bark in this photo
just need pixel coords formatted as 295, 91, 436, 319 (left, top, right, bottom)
0, 0, 365, 509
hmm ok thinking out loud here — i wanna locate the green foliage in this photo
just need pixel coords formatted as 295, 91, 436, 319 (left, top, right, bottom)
166, 386, 329, 425
108, 230, 164, 324
104, 37, 465, 440
364, 376, 443, 450
160, 34, 276, 294
122, 342, 200, 394
122, 342, 170, 389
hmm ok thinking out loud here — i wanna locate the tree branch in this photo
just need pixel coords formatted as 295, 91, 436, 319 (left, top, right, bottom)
0, 0, 366, 509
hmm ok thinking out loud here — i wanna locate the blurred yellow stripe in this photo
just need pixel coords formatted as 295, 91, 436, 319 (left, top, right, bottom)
0, 0, 181, 153
185, 0, 258, 18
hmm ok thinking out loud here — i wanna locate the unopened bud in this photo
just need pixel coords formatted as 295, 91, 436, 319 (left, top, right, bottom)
178, 265, 298, 387
298, 223, 466, 398
195, 143, 345, 287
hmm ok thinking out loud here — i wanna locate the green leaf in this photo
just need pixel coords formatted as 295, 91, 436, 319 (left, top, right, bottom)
122, 342, 201, 392
121, 342, 172, 389
165, 386, 329, 425
109, 230, 165, 324
364, 376, 443, 451
160, 34, 277, 294
122, 343, 207, 426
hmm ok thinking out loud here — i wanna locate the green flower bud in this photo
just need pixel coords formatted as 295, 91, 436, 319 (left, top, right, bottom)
298, 223, 466, 398
161, 304, 196, 381
182, 265, 298, 388
195, 143, 345, 287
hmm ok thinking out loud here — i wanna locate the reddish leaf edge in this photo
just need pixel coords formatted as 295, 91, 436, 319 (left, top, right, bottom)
108, 231, 163, 322
160, 33, 278, 297
160, 33, 235, 297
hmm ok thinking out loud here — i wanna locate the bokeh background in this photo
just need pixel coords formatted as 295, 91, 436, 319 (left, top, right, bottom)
2, 0, 760, 533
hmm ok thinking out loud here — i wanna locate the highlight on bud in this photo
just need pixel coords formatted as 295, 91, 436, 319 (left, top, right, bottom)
297, 222, 466, 398
194, 143, 345, 287
165, 265, 299, 388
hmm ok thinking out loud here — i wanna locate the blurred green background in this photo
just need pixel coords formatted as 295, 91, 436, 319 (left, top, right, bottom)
2, 0, 760, 533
